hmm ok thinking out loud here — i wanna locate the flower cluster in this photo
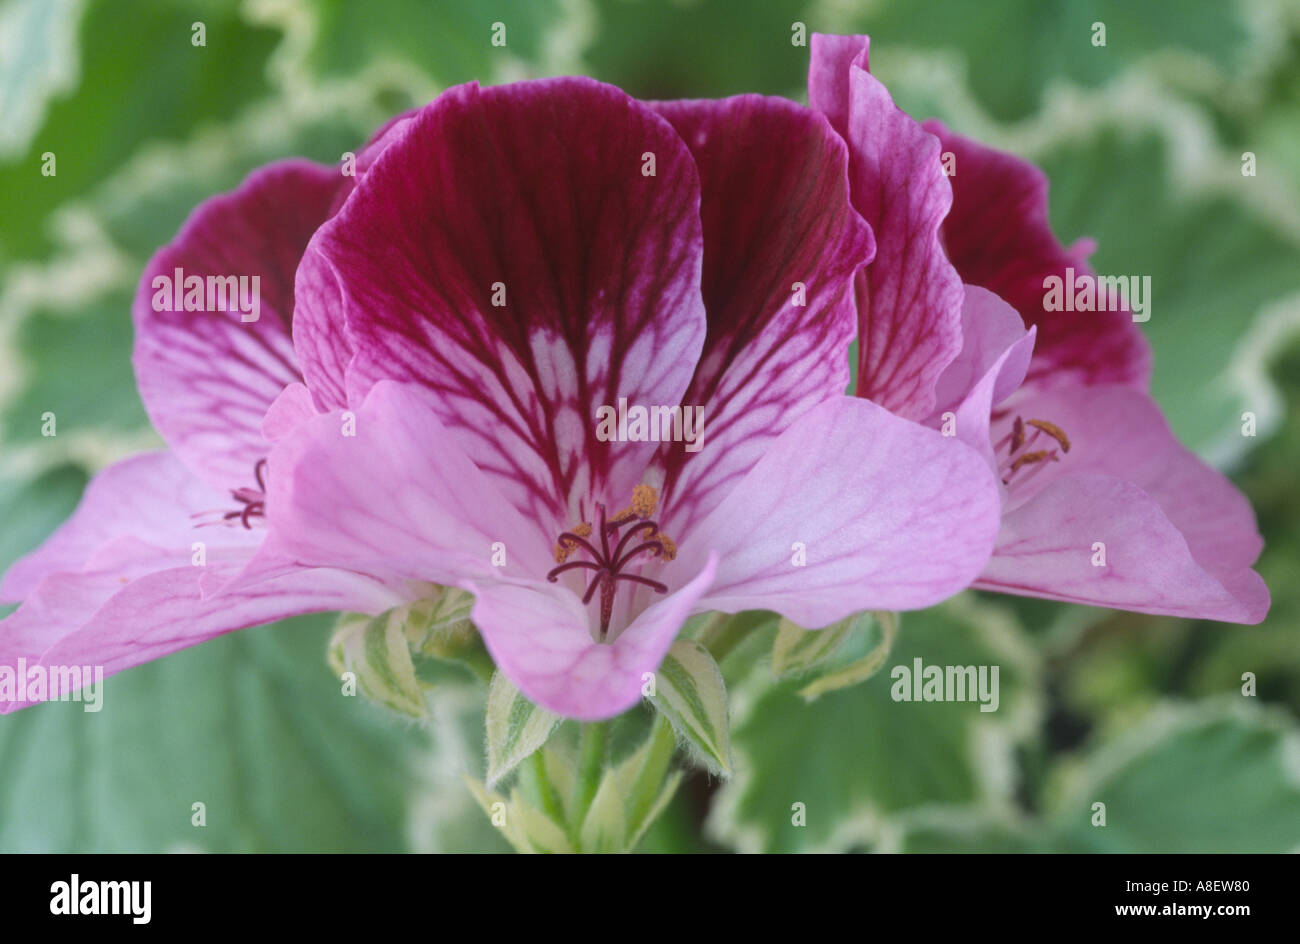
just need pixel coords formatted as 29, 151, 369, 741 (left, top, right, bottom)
0, 34, 1266, 720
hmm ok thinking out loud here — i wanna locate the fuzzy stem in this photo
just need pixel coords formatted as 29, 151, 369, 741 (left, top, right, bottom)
570, 721, 608, 839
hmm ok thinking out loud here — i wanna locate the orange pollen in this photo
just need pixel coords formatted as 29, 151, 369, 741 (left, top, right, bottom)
1025, 419, 1071, 453
998, 415, 1071, 485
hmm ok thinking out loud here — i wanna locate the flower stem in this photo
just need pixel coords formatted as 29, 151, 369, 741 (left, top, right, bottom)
519, 749, 565, 828
627, 714, 676, 834
570, 720, 608, 839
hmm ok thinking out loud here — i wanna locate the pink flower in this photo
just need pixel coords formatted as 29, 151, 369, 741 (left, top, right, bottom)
213, 77, 1005, 719
0, 127, 415, 712
810, 34, 1268, 624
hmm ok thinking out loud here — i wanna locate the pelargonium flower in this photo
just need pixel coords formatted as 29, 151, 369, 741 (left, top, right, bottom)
214, 76, 1007, 719
0, 125, 416, 712
810, 33, 1268, 624
2, 76, 1005, 719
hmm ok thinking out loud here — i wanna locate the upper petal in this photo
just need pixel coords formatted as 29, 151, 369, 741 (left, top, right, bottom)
133, 160, 340, 491
647, 94, 873, 539
295, 112, 418, 411
809, 33, 965, 420
680, 396, 1002, 624
299, 78, 707, 530
923, 121, 1152, 392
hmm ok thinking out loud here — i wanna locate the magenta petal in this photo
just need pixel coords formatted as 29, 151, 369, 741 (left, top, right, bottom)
0, 451, 259, 602
133, 160, 340, 491
981, 385, 1267, 622
647, 94, 873, 538
0, 563, 402, 712
299, 78, 707, 526
923, 121, 1152, 392
680, 397, 1001, 624
292, 117, 416, 412
466, 554, 717, 720
810, 33, 964, 420
229, 381, 555, 595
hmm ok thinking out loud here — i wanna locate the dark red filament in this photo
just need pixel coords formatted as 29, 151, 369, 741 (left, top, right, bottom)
546, 503, 669, 642
223, 458, 268, 529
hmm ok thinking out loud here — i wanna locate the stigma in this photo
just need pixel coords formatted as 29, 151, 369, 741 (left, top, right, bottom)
547, 484, 677, 643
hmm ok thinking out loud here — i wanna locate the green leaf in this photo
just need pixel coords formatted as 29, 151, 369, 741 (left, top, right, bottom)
771, 613, 858, 678
709, 595, 1039, 853
1046, 701, 1300, 853
650, 638, 732, 777
0, 0, 83, 161
0, 0, 280, 261
585, 0, 812, 99
327, 607, 425, 718
612, 714, 681, 850
772, 611, 900, 701
846, 0, 1250, 122
464, 777, 574, 854
298, 0, 566, 87
0, 614, 423, 852
401, 586, 496, 682
2, 291, 152, 447
484, 672, 561, 787
0, 462, 87, 580
577, 772, 627, 853
1039, 128, 1300, 464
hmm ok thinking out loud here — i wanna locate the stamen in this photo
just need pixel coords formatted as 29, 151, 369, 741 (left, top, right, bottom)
1026, 419, 1071, 453
1007, 449, 1058, 476
1010, 416, 1025, 454
543, 486, 678, 642
219, 459, 270, 530
553, 522, 593, 563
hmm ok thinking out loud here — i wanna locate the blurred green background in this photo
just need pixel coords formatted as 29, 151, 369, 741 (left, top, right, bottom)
1, 0, 1298, 852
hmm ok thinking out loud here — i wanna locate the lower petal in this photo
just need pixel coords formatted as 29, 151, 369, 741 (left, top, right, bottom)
681, 396, 1001, 624
465, 554, 716, 721
1, 563, 401, 713
979, 475, 1268, 623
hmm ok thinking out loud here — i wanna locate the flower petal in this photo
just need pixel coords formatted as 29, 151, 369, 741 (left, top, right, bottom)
933, 286, 1037, 476
981, 385, 1267, 622
260, 381, 316, 442
647, 94, 873, 539
933, 285, 1035, 418
923, 121, 1152, 392
810, 33, 964, 420
465, 553, 717, 720
680, 396, 1001, 624
299, 78, 707, 529
0, 451, 260, 602
133, 159, 340, 491
0, 563, 401, 713
295, 113, 417, 411
980, 476, 1268, 623
227, 381, 555, 595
